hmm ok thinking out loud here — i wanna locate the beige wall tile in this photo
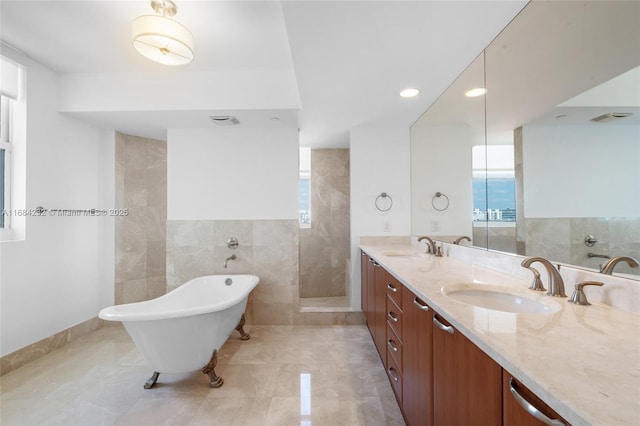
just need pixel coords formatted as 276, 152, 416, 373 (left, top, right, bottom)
300, 149, 350, 298
115, 133, 167, 305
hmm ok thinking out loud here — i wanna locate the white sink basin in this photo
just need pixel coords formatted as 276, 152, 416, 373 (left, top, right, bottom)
382, 251, 424, 259
442, 283, 562, 314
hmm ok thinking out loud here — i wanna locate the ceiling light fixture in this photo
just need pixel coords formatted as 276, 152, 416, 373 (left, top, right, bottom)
132, 0, 194, 66
400, 88, 420, 98
465, 87, 487, 97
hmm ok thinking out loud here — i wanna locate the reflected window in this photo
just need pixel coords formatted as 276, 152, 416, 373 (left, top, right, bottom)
300, 372, 311, 424
472, 145, 516, 222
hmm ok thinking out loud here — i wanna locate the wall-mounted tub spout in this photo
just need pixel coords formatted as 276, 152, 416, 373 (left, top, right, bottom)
587, 252, 611, 259
224, 255, 237, 269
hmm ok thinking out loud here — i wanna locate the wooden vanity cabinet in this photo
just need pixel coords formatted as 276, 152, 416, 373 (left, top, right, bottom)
360, 257, 565, 426
503, 372, 569, 425
432, 313, 502, 425
402, 289, 433, 426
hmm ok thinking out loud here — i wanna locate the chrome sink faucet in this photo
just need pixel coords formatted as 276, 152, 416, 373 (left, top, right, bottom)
521, 257, 566, 297
453, 236, 471, 245
599, 256, 640, 275
417, 236, 436, 254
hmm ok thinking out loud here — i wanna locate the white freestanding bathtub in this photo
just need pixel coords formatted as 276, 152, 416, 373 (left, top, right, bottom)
99, 274, 259, 388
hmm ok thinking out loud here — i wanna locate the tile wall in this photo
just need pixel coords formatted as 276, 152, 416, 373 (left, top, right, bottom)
167, 219, 301, 325
166, 219, 364, 325
524, 217, 640, 275
115, 132, 167, 304
299, 149, 351, 298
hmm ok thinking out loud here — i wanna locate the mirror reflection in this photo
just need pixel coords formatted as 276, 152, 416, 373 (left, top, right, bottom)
411, 52, 485, 244
411, 1, 640, 278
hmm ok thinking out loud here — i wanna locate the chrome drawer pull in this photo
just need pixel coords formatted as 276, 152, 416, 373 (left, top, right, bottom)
387, 339, 398, 352
387, 283, 397, 292
413, 298, 429, 311
433, 316, 454, 334
387, 312, 398, 322
509, 378, 565, 425
388, 367, 399, 382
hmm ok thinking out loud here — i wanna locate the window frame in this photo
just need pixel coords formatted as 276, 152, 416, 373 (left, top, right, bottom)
0, 95, 11, 229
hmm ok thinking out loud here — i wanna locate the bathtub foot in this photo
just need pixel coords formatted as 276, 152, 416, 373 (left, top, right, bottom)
202, 349, 224, 388
144, 371, 160, 389
235, 314, 250, 340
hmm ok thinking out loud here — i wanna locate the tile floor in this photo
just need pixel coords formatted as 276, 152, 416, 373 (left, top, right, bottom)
1, 323, 405, 426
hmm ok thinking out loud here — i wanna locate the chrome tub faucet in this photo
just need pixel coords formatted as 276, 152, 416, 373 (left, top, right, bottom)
224, 254, 237, 269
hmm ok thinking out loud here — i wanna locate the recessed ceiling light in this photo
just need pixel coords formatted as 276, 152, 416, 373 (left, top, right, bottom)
465, 87, 487, 97
400, 88, 420, 98
270, 117, 280, 121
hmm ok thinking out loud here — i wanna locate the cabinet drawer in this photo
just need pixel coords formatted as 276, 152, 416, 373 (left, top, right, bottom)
386, 321, 403, 371
386, 296, 403, 341
386, 345, 403, 404
386, 276, 403, 309
504, 372, 569, 425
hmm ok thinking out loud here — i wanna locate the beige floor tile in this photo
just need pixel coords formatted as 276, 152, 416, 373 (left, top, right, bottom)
192, 397, 271, 426
0, 324, 405, 426
264, 395, 341, 426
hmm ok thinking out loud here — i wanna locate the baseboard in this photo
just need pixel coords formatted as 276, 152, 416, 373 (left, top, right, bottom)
1, 317, 104, 376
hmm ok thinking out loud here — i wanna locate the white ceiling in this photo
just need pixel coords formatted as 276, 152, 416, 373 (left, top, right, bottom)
0, 0, 528, 148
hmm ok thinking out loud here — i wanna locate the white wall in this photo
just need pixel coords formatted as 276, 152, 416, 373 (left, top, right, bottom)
0, 60, 114, 356
167, 127, 299, 220
523, 124, 640, 218
350, 126, 411, 308
58, 70, 301, 113
410, 125, 473, 237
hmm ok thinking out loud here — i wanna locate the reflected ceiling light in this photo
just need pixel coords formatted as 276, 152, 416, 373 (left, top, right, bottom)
400, 88, 420, 98
132, 0, 194, 66
465, 87, 487, 97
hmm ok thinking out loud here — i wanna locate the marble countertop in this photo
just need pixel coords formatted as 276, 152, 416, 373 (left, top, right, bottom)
361, 244, 640, 426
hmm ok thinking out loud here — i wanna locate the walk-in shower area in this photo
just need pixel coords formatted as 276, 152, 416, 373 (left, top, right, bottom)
299, 149, 351, 310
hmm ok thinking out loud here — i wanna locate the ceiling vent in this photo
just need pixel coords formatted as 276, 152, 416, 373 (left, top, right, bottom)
209, 115, 240, 126
590, 112, 632, 123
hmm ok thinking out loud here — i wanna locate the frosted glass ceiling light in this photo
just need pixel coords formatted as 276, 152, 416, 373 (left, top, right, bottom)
132, 0, 194, 66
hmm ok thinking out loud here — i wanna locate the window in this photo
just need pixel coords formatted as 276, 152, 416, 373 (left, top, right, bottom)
299, 147, 311, 226
1, 56, 21, 231
0, 95, 11, 229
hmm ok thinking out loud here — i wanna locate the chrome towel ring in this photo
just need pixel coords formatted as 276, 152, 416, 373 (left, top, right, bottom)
432, 192, 449, 211
375, 192, 393, 212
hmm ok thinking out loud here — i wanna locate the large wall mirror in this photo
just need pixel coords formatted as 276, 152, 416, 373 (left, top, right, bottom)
411, 0, 640, 278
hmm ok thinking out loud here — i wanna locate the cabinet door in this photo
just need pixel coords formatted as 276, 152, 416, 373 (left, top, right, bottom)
432, 313, 502, 426
503, 372, 569, 425
373, 264, 388, 364
360, 251, 369, 316
402, 290, 433, 426
367, 258, 376, 328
